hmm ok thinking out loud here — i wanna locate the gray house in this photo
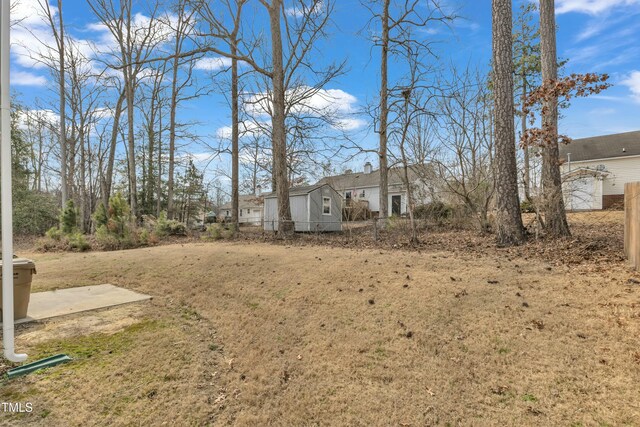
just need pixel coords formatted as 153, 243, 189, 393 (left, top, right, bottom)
263, 184, 342, 232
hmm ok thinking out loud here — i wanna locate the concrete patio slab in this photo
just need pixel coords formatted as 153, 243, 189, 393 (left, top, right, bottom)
1, 284, 152, 325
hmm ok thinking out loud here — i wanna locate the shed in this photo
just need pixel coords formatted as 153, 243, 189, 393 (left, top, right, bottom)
263, 184, 342, 232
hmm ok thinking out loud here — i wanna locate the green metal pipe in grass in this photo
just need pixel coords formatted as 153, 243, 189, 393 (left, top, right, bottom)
5, 354, 72, 380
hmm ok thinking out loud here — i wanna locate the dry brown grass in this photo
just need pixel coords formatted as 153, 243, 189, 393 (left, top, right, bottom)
1, 211, 639, 426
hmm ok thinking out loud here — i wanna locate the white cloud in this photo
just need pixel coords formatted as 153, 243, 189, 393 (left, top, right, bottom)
246, 87, 358, 116
243, 87, 366, 131
285, 1, 324, 17
178, 152, 216, 165
621, 70, 640, 102
194, 57, 233, 72
11, 70, 47, 86
556, 0, 640, 15
216, 121, 270, 139
11, 0, 99, 72
334, 118, 367, 131
15, 108, 59, 130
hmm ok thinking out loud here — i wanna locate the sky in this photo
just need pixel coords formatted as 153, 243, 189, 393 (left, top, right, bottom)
8, 0, 640, 180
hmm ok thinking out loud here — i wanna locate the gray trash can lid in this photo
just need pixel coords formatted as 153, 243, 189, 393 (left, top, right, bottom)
0, 258, 36, 271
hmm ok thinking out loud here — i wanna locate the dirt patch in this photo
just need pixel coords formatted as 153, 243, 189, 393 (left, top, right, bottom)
3, 227, 639, 425
16, 303, 146, 346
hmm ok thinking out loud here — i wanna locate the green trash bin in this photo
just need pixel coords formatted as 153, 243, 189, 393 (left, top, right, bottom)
0, 258, 36, 320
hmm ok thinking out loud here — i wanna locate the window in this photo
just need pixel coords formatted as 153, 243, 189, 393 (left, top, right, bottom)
322, 197, 331, 215
345, 191, 351, 199
360, 190, 365, 197
240, 209, 243, 217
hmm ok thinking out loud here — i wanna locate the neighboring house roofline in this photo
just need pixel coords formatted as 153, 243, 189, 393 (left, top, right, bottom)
262, 183, 337, 198
317, 164, 431, 190
219, 195, 264, 210
559, 130, 640, 162
565, 153, 640, 164
562, 167, 610, 179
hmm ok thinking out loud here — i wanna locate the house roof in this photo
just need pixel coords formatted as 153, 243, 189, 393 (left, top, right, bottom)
559, 130, 640, 162
562, 167, 610, 179
316, 165, 423, 190
219, 194, 263, 210
262, 183, 328, 198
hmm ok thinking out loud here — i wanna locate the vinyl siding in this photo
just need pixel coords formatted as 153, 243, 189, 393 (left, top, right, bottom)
562, 156, 640, 196
308, 187, 342, 232
238, 208, 262, 225
263, 185, 342, 232
563, 175, 604, 210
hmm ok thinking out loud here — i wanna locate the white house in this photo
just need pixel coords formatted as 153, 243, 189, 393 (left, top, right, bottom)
220, 194, 264, 225
559, 130, 640, 210
317, 162, 433, 217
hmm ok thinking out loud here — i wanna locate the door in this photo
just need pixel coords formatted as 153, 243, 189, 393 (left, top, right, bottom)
568, 176, 595, 210
391, 195, 402, 216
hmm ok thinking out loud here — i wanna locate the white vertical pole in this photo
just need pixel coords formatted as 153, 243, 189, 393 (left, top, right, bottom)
1, 0, 27, 362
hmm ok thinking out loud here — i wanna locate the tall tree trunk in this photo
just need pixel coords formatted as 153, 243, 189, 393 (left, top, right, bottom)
36, 130, 43, 192
167, 53, 179, 220
268, 0, 292, 235
57, 0, 67, 208
125, 75, 137, 218
146, 95, 157, 215
231, 45, 239, 231
521, 76, 531, 202
378, 0, 390, 220
101, 91, 125, 208
492, 0, 525, 246
539, 0, 570, 237
157, 108, 163, 217
79, 123, 88, 232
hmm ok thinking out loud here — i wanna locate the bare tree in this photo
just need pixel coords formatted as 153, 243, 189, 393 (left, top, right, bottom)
492, 0, 525, 245
432, 67, 495, 231
362, 0, 453, 220
513, 2, 540, 203
88, 0, 164, 218
164, 0, 201, 221
197, 0, 342, 234
65, 40, 106, 231
539, 0, 570, 237
199, 0, 244, 230
386, 42, 438, 244
138, 62, 168, 215
36, 0, 68, 207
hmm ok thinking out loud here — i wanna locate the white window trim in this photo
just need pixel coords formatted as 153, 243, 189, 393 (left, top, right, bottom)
322, 196, 332, 215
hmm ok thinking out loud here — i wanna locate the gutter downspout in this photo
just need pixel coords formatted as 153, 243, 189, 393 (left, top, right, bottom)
1, 0, 27, 363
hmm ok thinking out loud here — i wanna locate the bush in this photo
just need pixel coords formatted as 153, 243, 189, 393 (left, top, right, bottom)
520, 199, 536, 213
139, 228, 150, 245
60, 200, 78, 234
414, 201, 453, 224
37, 230, 91, 252
38, 201, 92, 252
92, 203, 109, 228
155, 211, 187, 237
13, 191, 59, 235
202, 223, 235, 241
92, 193, 140, 250
68, 232, 90, 252
45, 226, 63, 241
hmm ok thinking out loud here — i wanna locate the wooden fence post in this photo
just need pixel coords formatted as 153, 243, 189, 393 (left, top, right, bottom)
624, 182, 640, 271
